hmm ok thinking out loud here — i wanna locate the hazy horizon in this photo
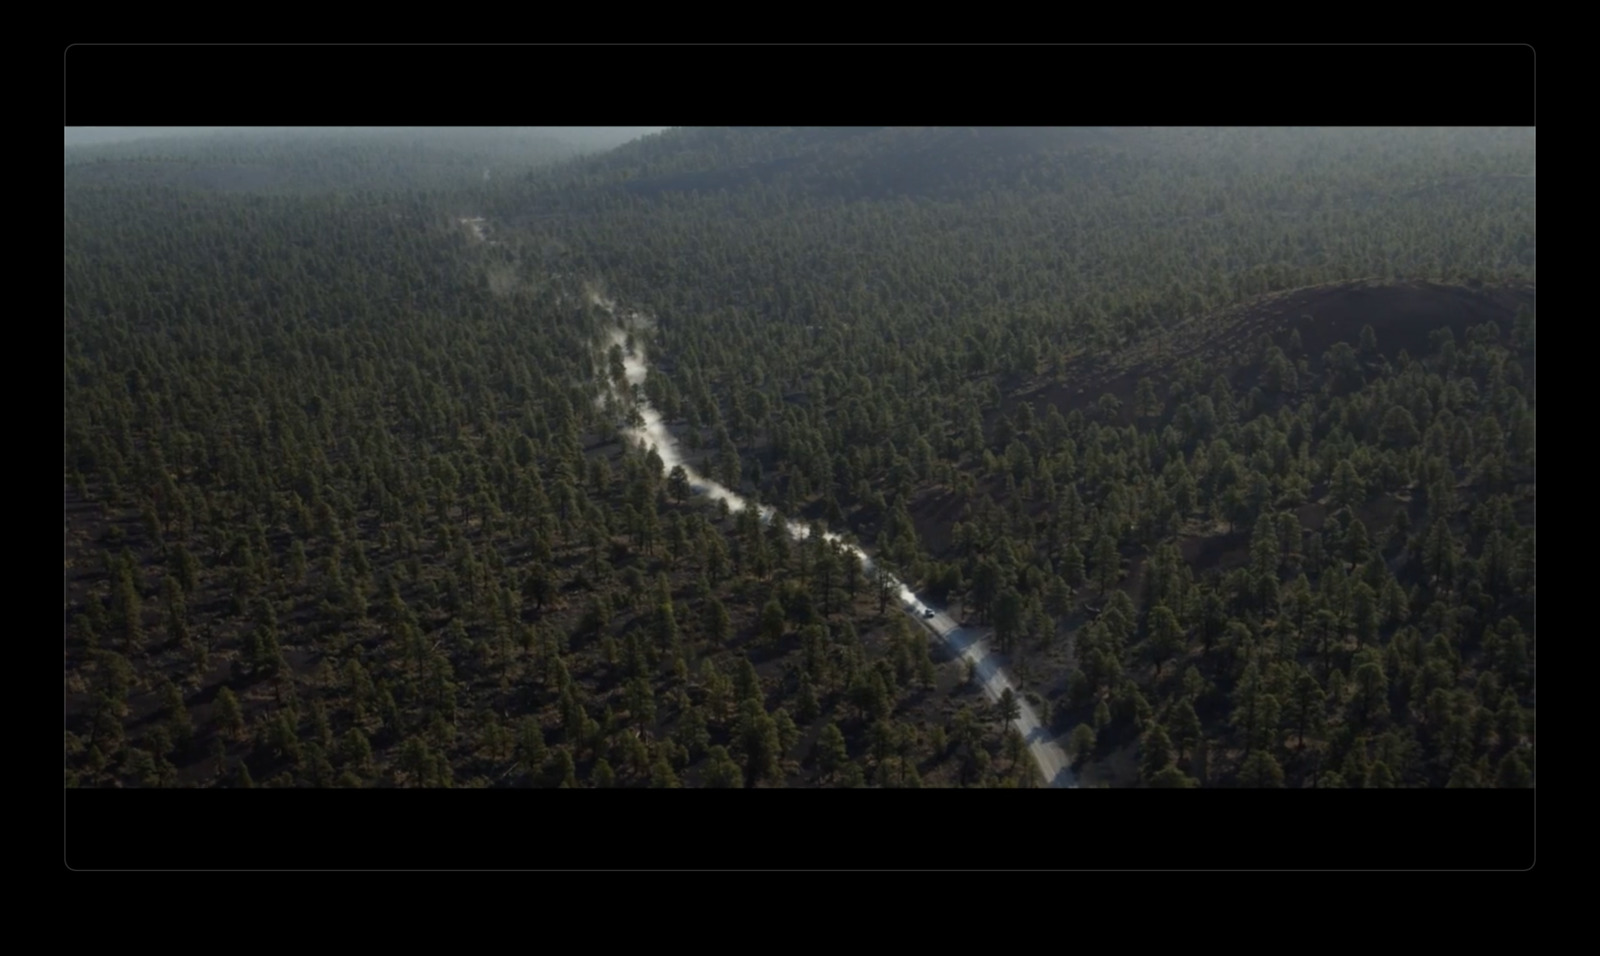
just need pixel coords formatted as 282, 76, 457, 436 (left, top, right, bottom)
64, 126, 671, 148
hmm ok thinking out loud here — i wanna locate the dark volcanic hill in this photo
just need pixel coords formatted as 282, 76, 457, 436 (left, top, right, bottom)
1015, 278, 1540, 427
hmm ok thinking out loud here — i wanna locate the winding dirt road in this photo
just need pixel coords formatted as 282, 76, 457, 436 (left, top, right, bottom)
593, 301, 1077, 788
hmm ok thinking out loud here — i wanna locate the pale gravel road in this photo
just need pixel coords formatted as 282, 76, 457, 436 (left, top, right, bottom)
909, 603, 1077, 788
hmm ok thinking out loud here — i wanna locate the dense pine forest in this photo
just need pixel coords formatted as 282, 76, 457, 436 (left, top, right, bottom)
63, 125, 1535, 789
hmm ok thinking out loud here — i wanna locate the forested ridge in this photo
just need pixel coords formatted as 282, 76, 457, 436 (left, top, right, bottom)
63, 126, 1534, 788
63, 126, 599, 195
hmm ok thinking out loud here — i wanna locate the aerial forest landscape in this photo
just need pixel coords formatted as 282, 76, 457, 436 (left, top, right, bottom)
63, 121, 1536, 806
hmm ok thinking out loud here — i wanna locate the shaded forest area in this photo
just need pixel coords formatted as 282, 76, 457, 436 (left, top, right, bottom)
64, 126, 1534, 788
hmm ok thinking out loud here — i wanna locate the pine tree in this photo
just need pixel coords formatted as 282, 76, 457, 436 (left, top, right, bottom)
518, 716, 548, 772
1494, 752, 1532, 788
990, 585, 1025, 651
735, 657, 762, 704
995, 687, 1021, 732
815, 721, 849, 783
1070, 723, 1096, 764
795, 671, 820, 722
917, 644, 938, 691
162, 680, 193, 745
1140, 723, 1174, 783
625, 675, 657, 732
760, 598, 786, 648
114, 564, 144, 653
1290, 669, 1325, 750
773, 708, 800, 755
667, 464, 691, 502
703, 598, 731, 648
1445, 762, 1481, 788
546, 748, 577, 788
342, 727, 374, 777
650, 757, 681, 788
1061, 542, 1086, 589
1147, 604, 1185, 679
214, 685, 245, 741
1331, 459, 1365, 511
704, 746, 744, 788
1169, 698, 1202, 762
1149, 765, 1199, 788
737, 699, 782, 785
1238, 749, 1285, 788
1093, 534, 1121, 594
